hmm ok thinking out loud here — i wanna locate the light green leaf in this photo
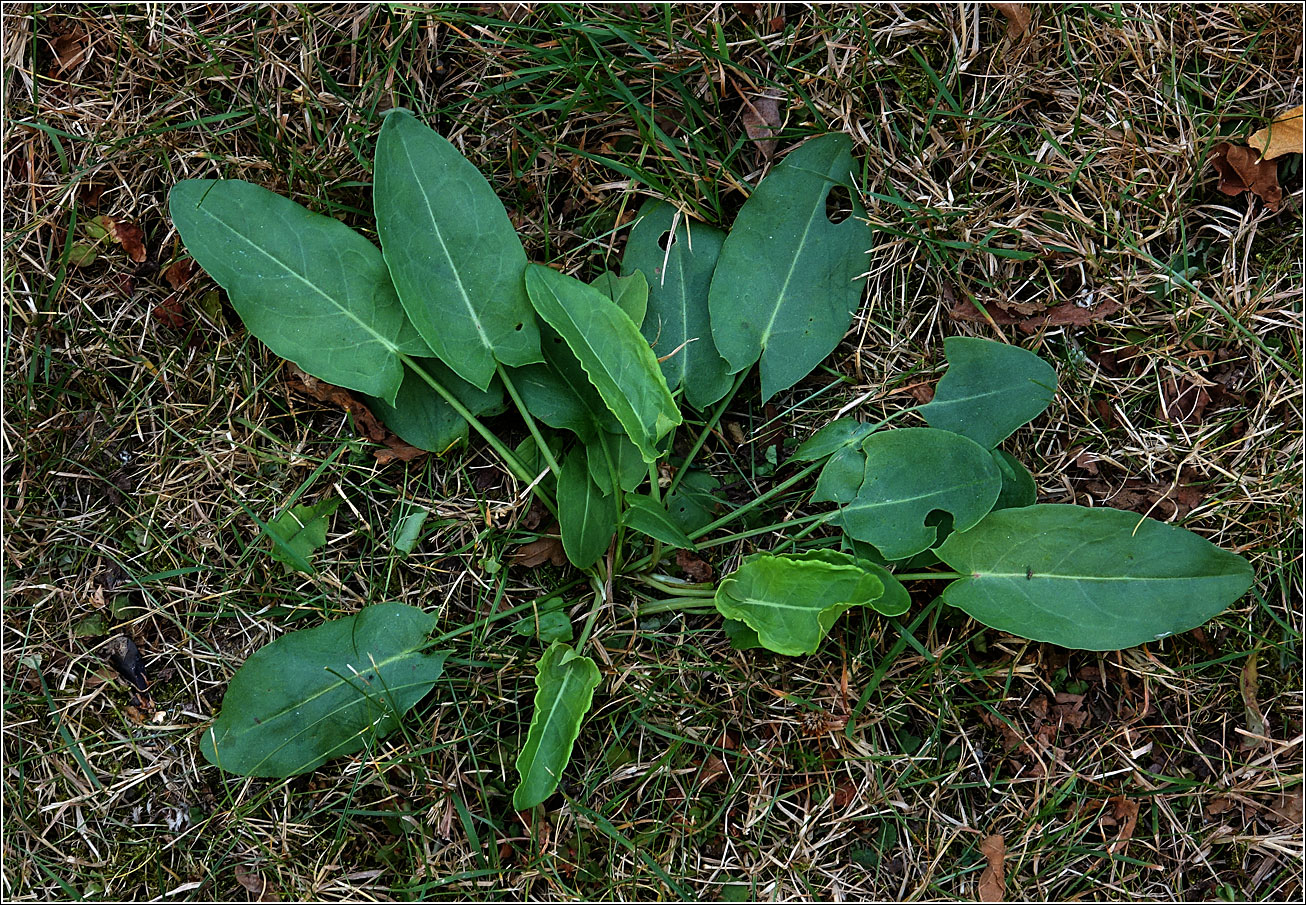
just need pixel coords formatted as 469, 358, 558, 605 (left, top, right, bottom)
557, 446, 616, 569
525, 264, 681, 463
266, 498, 340, 574
374, 109, 541, 390
621, 199, 732, 409
715, 553, 885, 655
623, 495, 697, 550
936, 505, 1254, 650
513, 599, 573, 644
919, 337, 1057, 448
200, 603, 448, 777
592, 270, 648, 327
365, 357, 506, 454
708, 135, 873, 401
785, 549, 911, 617
838, 427, 1002, 560
170, 179, 406, 403
992, 449, 1037, 510
390, 505, 429, 556
514, 641, 601, 809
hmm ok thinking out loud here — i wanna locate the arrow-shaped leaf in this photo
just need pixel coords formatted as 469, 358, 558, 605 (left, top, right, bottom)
919, 337, 1057, 448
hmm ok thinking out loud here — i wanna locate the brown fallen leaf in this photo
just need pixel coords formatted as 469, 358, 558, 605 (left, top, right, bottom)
1247, 105, 1304, 162
977, 834, 1006, 902
990, 3, 1031, 42
1083, 477, 1204, 520
676, 549, 714, 583
285, 366, 388, 444
949, 296, 1120, 332
51, 30, 87, 73
234, 863, 281, 902
373, 442, 427, 465
163, 258, 197, 291
1210, 142, 1282, 210
1157, 375, 1211, 425
95, 215, 148, 263
511, 535, 567, 568
152, 294, 188, 329
1106, 796, 1139, 855
832, 779, 860, 810
1052, 692, 1090, 730
740, 90, 783, 160
1266, 788, 1303, 826
699, 754, 728, 789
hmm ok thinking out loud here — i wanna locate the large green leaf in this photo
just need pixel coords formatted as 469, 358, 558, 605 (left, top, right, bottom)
665, 470, 722, 535
525, 264, 681, 462
592, 270, 648, 328
838, 427, 1002, 560
715, 553, 885, 655
514, 642, 601, 809
707, 135, 873, 401
365, 357, 506, 454
621, 199, 732, 409
557, 446, 616, 569
812, 445, 868, 504
170, 179, 406, 403
200, 603, 448, 777
919, 337, 1057, 448
623, 494, 697, 550
374, 109, 541, 390
936, 505, 1254, 651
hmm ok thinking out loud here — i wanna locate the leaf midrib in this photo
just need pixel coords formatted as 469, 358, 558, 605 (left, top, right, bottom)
523, 668, 577, 794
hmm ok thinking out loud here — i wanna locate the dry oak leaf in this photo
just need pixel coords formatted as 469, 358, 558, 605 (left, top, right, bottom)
285, 366, 388, 444
676, 548, 714, 583
977, 833, 1006, 902
1105, 796, 1139, 855
163, 258, 197, 290
740, 90, 783, 160
990, 3, 1031, 41
1247, 105, 1304, 161
511, 535, 567, 569
234, 863, 281, 902
1210, 142, 1282, 210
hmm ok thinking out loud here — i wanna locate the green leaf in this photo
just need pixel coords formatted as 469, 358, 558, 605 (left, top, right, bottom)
623, 495, 697, 550
785, 549, 911, 617
621, 199, 732, 409
812, 444, 868, 504
525, 264, 681, 462
390, 505, 429, 556
936, 505, 1254, 651
708, 135, 873, 401
715, 553, 885, 656
365, 357, 506, 454
666, 470, 721, 535
592, 270, 648, 327
169, 179, 406, 403
514, 642, 601, 809
587, 430, 647, 495
793, 417, 877, 462
992, 449, 1037, 510
557, 446, 616, 569
722, 619, 764, 651
513, 599, 574, 644
373, 109, 540, 390
838, 427, 1002, 560
266, 498, 340, 574
200, 603, 448, 777
919, 337, 1058, 448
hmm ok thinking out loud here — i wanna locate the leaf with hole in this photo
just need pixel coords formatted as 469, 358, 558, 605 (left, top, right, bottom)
715, 553, 886, 656
838, 427, 1002, 560
514, 641, 601, 809
374, 109, 541, 390
169, 179, 407, 403
200, 603, 448, 777
525, 264, 681, 462
919, 337, 1057, 448
266, 498, 339, 574
622, 199, 733, 409
557, 446, 616, 569
936, 505, 1254, 650
708, 134, 873, 401
666, 470, 722, 535
365, 357, 506, 454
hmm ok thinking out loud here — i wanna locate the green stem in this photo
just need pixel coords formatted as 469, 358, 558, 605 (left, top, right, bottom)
638, 575, 715, 596
892, 570, 963, 581
689, 461, 823, 540
633, 598, 719, 616
574, 575, 607, 650
398, 353, 533, 483
664, 369, 748, 498
496, 363, 563, 478
695, 511, 832, 549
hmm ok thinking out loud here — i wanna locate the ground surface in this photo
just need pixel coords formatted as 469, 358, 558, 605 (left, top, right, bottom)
3, 4, 1303, 901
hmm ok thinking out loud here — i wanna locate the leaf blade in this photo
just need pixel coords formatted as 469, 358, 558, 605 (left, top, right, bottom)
919, 337, 1057, 448
557, 446, 616, 569
514, 642, 601, 810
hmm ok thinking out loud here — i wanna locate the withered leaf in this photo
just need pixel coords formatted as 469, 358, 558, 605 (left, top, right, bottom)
699, 754, 728, 788
164, 258, 197, 290
373, 442, 427, 465
977, 834, 1006, 902
286, 366, 388, 443
1083, 477, 1204, 520
1246, 105, 1303, 162
989, 3, 1031, 41
95, 215, 148, 263
234, 863, 281, 902
152, 294, 187, 329
740, 91, 783, 160
104, 635, 148, 692
1157, 375, 1211, 425
1210, 142, 1282, 210
511, 536, 567, 568
1239, 648, 1269, 750
1267, 788, 1303, 826
1106, 796, 1139, 855
949, 296, 1120, 332
51, 31, 87, 72
1052, 692, 1089, 730
676, 549, 714, 583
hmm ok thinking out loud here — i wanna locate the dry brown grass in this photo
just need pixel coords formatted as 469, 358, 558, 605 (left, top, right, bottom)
3, 3, 1302, 900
